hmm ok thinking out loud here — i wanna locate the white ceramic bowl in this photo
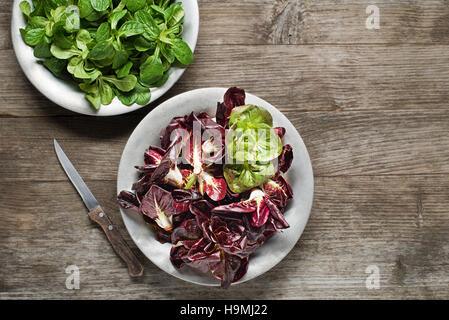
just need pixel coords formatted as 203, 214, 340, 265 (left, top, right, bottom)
117, 88, 314, 287
11, 0, 199, 116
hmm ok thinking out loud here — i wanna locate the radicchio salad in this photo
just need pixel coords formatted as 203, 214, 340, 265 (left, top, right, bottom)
117, 87, 294, 288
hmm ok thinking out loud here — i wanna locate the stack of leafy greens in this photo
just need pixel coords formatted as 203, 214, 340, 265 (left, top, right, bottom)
19, 0, 193, 110
118, 87, 294, 288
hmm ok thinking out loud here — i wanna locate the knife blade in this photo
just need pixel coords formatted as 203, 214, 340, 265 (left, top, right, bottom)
54, 139, 99, 211
54, 139, 143, 277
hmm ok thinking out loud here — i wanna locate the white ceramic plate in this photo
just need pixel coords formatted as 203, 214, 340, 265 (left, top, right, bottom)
117, 88, 314, 286
11, 0, 199, 116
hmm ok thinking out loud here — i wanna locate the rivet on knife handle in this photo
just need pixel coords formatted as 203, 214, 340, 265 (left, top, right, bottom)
88, 206, 144, 277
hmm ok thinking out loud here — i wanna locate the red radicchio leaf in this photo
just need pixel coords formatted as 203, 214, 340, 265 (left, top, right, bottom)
144, 146, 165, 165
263, 176, 293, 209
150, 136, 186, 188
184, 114, 225, 166
117, 191, 140, 212
232, 256, 249, 283
248, 189, 271, 227
209, 252, 247, 289
212, 188, 284, 228
188, 248, 222, 274
170, 245, 189, 269
211, 200, 255, 215
171, 237, 221, 273
134, 163, 159, 176
155, 228, 172, 244
199, 171, 227, 202
277, 144, 293, 173
172, 188, 202, 203
140, 185, 177, 231
273, 127, 286, 140
189, 199, 214, 220
202, 136, 225, 164
131, 174, 152, 202
172, 187, 201, 213
171, 219, 203, 244
264, 197, 289, 229
160, 116, 189, 150
216, 87, 246, 128
187, 112, 224, 131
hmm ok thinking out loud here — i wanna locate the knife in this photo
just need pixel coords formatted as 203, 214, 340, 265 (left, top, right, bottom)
54, 139, 143, 277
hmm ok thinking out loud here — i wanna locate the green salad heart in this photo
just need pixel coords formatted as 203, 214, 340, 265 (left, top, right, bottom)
224, 104, 283, 193
19, 0, 194, 110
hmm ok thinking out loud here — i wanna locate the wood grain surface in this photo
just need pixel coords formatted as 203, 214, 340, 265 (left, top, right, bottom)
1, 0, 449, 299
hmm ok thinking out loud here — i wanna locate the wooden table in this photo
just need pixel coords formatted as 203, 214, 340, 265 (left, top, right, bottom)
1, 0, 449, 299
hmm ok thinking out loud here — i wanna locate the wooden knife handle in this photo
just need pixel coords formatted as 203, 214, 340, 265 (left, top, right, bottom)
88, 206, 143, 277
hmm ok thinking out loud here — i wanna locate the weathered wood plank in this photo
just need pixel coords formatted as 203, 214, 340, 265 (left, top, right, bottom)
0, 175, 448, 299
4, 0, 449, 50
0, 12, 11, 50
1, 109, 449, 182
196, 0, 449, 45
1, 43, 449, 117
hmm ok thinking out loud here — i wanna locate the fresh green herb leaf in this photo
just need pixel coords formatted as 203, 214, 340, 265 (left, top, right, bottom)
33, 41, 52, 58
133, 36, 156, 52
170, 38, 193, 65
115, 81, 151, 105
23, 27, 45, 46
139, 52, 164, 86
78, 0, 94, 18
134, 9, 159, 41
168, 4, 185, 27
53, 31, 74, 49
64, 6, 80, 33
118, 21, 145, 38
89, 40, 114, 60
102, 74, 137, 92
43, 57, 67, 77
19, 1, 31, 16
115, 61, 133, 78
75, 29, 92, 52
125, 0, 146, 13
159, 42, 175, 64
95, 22, 110, 42
99, 79, 114, 105
109, 9, 127, 30
150, 70, 169, 87
112, 49, 129, 69
90, 0, 110, 12
50, 44, 80, 59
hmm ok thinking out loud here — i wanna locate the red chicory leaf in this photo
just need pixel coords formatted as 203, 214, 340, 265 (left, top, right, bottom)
171, 219, 203, 243
216, 87, 246, 128
140, 185, 177, 231
263, 176, 293, 209
160, 116, 189, 150
248, 189, 271, 227
273, 127, 286, 140
117, 190, 140, 211
277, 144, 293, 173
189, 199, 214, 220
209, 252, 246, 289
264, 197, 289, 229
199, 171, 227, 202
144, 146, 165, 165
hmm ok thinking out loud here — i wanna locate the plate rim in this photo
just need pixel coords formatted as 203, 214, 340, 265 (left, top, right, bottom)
10, 0, 199, 116
116, 87, 314, 286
